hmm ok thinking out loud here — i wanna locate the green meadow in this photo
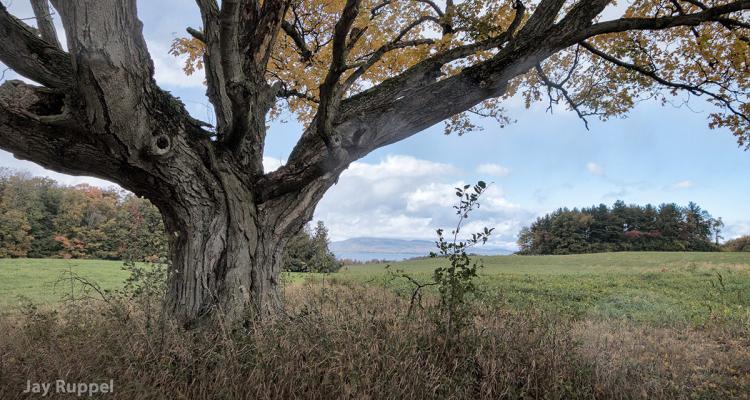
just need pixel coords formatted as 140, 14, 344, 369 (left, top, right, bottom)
332, 251, 750, 328
2, 252, 749, 328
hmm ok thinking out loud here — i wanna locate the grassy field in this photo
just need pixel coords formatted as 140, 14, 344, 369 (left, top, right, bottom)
2, 252, 749, 328
1, 252, 749, 398
0, 258, 130, 311
334, 251, 750, 328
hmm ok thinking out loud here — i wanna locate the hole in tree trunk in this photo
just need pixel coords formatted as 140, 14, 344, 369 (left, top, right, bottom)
156, 136, 169, 149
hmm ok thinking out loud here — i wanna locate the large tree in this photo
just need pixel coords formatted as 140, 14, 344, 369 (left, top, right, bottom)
0, 0, 748, 325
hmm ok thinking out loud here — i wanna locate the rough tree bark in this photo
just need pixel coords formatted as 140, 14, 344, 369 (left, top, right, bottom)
1, 0, 747, 326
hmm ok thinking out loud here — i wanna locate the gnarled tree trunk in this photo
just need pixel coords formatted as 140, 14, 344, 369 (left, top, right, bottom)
159, 168, 331, 324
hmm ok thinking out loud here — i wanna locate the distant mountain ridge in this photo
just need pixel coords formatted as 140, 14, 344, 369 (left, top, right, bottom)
331, 237, 513, 261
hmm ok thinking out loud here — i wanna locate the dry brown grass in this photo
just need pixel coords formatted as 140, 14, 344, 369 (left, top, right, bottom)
573, 320, 750, 399
0, 281, 748, 399
660, 262, 750, 273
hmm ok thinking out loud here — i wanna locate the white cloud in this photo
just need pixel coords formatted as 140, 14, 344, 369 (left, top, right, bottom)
586, 162, 605, 176
314, 155, 533, 249
345, 155, 456, 180
405, 182, 459, 212
263, 156, 285, 172
671, 180, 695, 190
723, 221, 750, 240
147, 40, 205, 89
477, 163, 510, 177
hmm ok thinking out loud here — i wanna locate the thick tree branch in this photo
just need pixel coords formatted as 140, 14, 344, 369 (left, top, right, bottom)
186, 26, 206, 43
194, 0, 233, 135
246, 0, 290, 71
281, 20, 313, 61
260, 34, 551, 202
258, 0, 533, 201
517, 0, 567, 38
574, 0, 750, 41
315, 0, 361, 151
0, 81, 128, 186
191, 0, 290, 173
683, 0, 750, 31
0, 3, 72, 88
218, 0, 244, 87
262, 0, 620, 200
335, 0, 526, 120
222, 0, 290, 173
46, 0, 212, 186
30, 0, 61, 48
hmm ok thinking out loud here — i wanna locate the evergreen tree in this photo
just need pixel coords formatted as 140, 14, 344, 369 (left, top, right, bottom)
282, 221, 341, 273
518, 200, 720, 255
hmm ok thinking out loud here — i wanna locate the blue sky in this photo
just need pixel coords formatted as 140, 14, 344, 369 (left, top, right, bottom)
1, 0, 749, 249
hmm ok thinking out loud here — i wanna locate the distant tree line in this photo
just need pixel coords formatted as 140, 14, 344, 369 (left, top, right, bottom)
0, 169, 342, 268
721, 236, 750, 252
0, 169, 167, 261
517, 200, 725, 255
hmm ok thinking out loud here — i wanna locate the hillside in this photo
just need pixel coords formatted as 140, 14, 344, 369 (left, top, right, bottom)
331, 237, 513, 261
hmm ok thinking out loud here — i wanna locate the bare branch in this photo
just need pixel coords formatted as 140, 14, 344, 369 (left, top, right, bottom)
186, 26, 206, 43
416, 0, 444, 17
580, 41, 750, 126
534, 62, 591, 129
278, 86, 319, 103
370, 0, 391, 17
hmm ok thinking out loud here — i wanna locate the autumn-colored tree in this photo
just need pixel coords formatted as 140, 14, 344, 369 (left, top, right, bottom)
110, 195, 168, 262
0, 170, 34, 257
1, 0, 748, 324
52, 185, 119, 258
0, 209, 33, 257
0, 170, 166, 260
721, 235, 750, 251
